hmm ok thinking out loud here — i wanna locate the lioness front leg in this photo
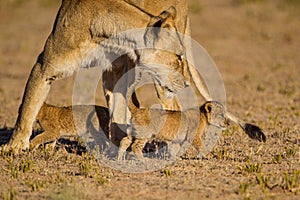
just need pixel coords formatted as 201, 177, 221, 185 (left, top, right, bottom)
7, 51, 79, 152
7, 62, 53, 151
102, 55, 138, 147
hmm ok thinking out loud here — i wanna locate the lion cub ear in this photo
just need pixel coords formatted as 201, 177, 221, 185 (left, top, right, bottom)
204, 102, 213, 114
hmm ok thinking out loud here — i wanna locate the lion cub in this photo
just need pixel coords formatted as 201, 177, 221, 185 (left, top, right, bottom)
118, 100, 227, 160
30, 103, 110, 149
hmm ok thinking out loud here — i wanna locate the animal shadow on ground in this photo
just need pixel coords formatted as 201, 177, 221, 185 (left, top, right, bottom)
0, 125, 182, 159
0, 126, 87, 155
0, 126, 13, 146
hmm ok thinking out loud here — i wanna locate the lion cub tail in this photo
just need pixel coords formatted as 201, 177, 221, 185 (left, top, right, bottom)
226, 112, 266, 142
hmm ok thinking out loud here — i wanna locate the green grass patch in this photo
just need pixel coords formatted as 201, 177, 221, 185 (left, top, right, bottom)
282, 170, 300, 191
161, 168, 173, 177
1, 186, 17, 200
238, 182, 250, 194
26, 179, 47, 192
243, 162, 262, 174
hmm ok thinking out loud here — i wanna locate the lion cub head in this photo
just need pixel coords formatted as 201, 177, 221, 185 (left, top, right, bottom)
200, 101, 227, 131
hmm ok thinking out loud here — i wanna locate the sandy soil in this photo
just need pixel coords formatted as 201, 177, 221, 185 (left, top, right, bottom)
0, 0, 299, 199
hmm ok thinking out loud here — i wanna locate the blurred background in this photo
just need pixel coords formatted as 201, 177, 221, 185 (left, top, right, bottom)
0, 1, 299, 198
0, 0, 299, 129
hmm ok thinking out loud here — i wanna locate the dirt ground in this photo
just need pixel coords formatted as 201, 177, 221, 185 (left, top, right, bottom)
0, 0, 299, 199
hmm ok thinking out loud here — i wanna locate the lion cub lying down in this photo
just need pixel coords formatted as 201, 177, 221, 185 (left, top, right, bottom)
30, 103, 110, 149
118, 100, 227, 160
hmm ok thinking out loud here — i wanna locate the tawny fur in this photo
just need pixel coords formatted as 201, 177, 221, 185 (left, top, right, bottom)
7, 1, 192, 151
7, 0, 266, 154
118, 100, 226, 159
118, 67, 266, 159
30, 103, 110, 149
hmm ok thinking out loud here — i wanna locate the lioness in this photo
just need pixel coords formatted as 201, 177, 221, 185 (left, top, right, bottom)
7, 1, 191, 151
30, 103, 110, 150
7, 0, 266, 153
118, 100, 227, 160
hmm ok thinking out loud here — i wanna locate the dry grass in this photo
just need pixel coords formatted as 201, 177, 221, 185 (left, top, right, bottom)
0, 0, 299, 199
